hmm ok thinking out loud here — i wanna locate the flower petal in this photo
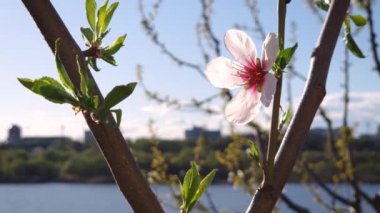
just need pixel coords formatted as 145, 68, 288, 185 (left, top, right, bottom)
224, 29, 257, 65
205, 57, 245, 89
261, 33, 278, 71
260, 73, 277, 107
225, 88, 260, 124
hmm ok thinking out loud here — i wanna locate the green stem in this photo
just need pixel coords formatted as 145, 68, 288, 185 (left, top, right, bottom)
266, 0, 286, 186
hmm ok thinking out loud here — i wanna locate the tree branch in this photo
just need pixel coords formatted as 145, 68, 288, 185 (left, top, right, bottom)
318, 108, 338, 156
304, 163, 356, 207
280, 193, 310, 213
245, 0, 350, 212
364, 0, 380, 74
245, 0, 266, 40
21, 1, 163, 212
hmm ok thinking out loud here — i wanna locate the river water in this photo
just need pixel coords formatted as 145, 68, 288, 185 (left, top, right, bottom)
0, 183, 378, 212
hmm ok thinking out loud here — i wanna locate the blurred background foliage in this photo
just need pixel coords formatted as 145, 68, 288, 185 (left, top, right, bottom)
0, 135, 379, 183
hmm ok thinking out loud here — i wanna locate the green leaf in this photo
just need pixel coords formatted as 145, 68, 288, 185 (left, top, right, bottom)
96, 0, 109, 37
101, 2, 119, 34
54, 39, 76, 96
274, 43, 298, 72
92, 95, 99, 109
111, 109, 122, 127
18, 77, 78, 105
102, 82, 137, 110
190, 169, 217, 210
18, 78, 34, 89
100, 29, 110, 39
343, 32, 365, 58
247, 140, 260, 164
315, 0, 329, 11
105, 34, 127, 55
282, 108, 291, 125
179, 180, 185, 204
86, 0, 97, 31
78, 58, 89, 97
96, 109, 109, 124
76, 55, 95, 97
343, 16, 365, 58
344, 17, 351, 33
349, 15, 367, 27
181, 162, 200, 212
101, 50, 117, 65
80, 27, 94, 46
278, 108, 292, 132
83, 96, 94, 110
280, 43, 297, 66
88, 57, 101, 71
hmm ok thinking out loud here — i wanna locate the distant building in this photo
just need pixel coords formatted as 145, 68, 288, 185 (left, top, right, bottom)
84, 130, 96, 143
308, 128, 329, 138
5, 124, 71, 148
7, 125, 21, 144
185, 126, 221, 141
304, 128, 329, 151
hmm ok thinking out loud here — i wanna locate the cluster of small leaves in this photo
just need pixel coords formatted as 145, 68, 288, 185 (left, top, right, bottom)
18, 40, 136, 127
82, 0, 127, 70
343, 15, 366, 58
333, 127, 354, 182
315, 0, 366, 58
215, 135, 262, 195
18, 40, 94, 111
273, 43, 298, 76
95, 81, 137, 127
179, 162, 217, 213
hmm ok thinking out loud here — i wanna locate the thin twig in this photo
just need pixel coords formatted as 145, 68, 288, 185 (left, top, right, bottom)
236, 0, 266, 40
266, 0, 286, 188
138, 0, 206, 79
280, 193, 310, 213
304, 164, 356, 207
318, 108, 338, 156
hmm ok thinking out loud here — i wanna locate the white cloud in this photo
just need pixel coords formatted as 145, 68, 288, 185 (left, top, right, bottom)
314, 91, 380, 134
140, 103, 173, 116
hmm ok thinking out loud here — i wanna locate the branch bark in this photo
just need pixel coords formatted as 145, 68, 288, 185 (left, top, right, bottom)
280, 193, 310, 213
365, 0, 380, 74
245, 0, 350, 212
21, 1, 163, 212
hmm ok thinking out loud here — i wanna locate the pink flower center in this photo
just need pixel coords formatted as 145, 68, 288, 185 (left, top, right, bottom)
237, 58, 267, 92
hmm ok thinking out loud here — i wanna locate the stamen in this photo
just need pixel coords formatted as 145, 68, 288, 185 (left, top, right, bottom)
255, 58, 261, 70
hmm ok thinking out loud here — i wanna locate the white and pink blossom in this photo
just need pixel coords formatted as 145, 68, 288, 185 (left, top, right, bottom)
205, 29, 278, 124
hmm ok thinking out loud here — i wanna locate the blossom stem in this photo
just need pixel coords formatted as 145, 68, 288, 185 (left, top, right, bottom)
266, 0, 286, 186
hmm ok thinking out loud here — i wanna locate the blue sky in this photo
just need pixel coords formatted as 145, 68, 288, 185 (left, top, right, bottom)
1, 0, 379, 142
